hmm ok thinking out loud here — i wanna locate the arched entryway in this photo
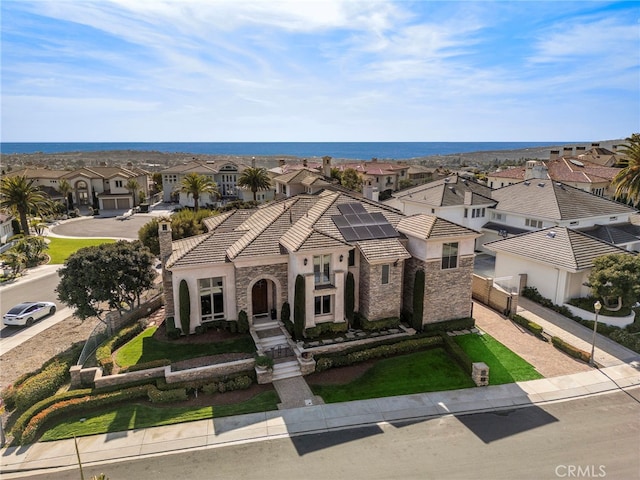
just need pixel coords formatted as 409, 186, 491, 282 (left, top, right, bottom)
249, 277, 279, 323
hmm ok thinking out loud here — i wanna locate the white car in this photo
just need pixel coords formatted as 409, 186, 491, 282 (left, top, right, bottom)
3, 302, 57, 327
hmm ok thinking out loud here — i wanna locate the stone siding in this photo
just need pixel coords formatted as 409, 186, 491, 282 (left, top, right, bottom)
359, 260, 403, 321
165, 359, 255, 384
235, 263, 288, 318
423, 255, 474, 324
402, 257, 422, 314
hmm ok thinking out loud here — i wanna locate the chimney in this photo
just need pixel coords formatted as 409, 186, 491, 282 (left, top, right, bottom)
322, 156, 332, 178
575, 146, 586, 155
362, 180, 379, 202
251, 156, 256, 168
303, 158, 308, 168
279, 159, 285, 168
158, 220, 175, 318
464, 191, 473, 205
371, 157, 378, 163
549, 150, 560, 160
591, 143, 600, 148
612, 145, 618, 152
525, 161, 548, 180
562, 147, 573, 158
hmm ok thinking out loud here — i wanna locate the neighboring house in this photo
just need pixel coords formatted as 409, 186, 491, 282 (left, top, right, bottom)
272, 168, 331, 199
484, 181, 639, 251
61, 166, 150, 212
385, 175, 495, 249
487, 156, 620, 198
4, 166, 151, 212
0, 213, 14, 244
406, 165, 438, 186
159, 190, 480, 340
160, 160, 246, 204
572, 143, 625, 167
484, 227, 631, 305
332, 159, 410, 195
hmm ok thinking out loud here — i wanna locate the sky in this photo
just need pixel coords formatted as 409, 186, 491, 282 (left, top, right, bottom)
1, 0, 639, 142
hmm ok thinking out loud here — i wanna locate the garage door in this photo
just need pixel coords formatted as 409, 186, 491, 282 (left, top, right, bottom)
116, 198, 131, 209
102, 199, 116, 210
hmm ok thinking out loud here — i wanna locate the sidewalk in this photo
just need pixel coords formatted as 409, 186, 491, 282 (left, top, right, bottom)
2, 363, 639, 477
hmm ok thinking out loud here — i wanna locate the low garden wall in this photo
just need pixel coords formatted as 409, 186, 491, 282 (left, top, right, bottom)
472, 274, 519, 316
563, 304, 636, 328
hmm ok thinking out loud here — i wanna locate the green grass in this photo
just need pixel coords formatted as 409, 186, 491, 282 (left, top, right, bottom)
309, 348, 476, 403
47, 237, 116, 264
39, 391, 280, 442
454, 334, 543, 384
115, 326, 256, 367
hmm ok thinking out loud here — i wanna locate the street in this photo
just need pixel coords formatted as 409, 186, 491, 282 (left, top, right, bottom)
19, 389, 640, 480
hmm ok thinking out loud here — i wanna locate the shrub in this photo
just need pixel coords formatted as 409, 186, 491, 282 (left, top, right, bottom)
511, 314, 544, 337
345, 272, 355, 323
165, 316, 180, 340
609, 329, 640, 353
360, 316, 400, 332
412, 269, 425, 330
422, 317, 475, 334
147, 385, 187, 403
118, 359, 171, 373
551, 337, 590, 363
305, 321, 348, 339
294, 274, 305, 340
179, 279, 191, 335
255, 355, 274, 369
281, 302, 294, 336
442, 334, 474, 374
96, 322, 146, 374
238, 310, 249, 333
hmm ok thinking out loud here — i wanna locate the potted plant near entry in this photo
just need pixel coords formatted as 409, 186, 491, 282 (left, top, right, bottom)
255, 354, 274, 371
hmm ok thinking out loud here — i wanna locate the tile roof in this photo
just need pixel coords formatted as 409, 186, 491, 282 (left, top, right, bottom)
274, 168, 321, 185
160, 160, 245, 174
577, 223, 640, 246
356, 238, 411, 262
484, 227, 629, 272
489, 157, 620, 183
4, 168, 69, 179
491, 181, 635, 220
397, 214, 480, 239
395, 175, 494, 207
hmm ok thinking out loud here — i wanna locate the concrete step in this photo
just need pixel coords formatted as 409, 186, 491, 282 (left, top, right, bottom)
259, 336, 288, 348
272, 360, 302, 381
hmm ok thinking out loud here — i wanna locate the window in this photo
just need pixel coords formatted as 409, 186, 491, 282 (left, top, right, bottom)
464, 208, 468, 218
114, 180, 123, 188
314, 254, 331, 284
199, 278, 225, 321
492, 212, 503, 221
381, 264, 390, 284
525, 218, 543, 229
441, 242, 458, 270
471, 208, 486, 218
348, 249, 355, 266
315, 295, 331, 315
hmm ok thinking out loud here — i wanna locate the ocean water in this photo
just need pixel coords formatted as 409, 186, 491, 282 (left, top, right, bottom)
0, 141, 570, 160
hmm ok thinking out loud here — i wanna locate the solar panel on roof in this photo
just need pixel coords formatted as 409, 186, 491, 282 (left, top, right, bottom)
338, 203, 366, 215
331, 204, 399, 242
353, 226, 370, 239
340, 227, 358, 242
333, 216, 349, 228
380, 224, 398, 237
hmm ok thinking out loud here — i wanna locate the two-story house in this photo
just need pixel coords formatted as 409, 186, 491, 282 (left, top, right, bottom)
158, 190, 480, 341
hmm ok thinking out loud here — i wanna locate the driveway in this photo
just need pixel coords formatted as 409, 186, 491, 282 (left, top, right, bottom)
50, 214, 157, 239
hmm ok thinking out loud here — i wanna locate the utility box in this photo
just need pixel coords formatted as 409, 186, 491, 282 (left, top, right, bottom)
472, 362, 489, 387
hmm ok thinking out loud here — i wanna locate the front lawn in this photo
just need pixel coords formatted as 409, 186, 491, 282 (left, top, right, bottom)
454, 333, 543, 384
47, 237, 116, 264
310, 348, 475, 403
115, 326, 256, 367
39, 390, 280, 442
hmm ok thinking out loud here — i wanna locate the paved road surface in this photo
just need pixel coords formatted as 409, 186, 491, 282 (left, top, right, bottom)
16, 389, 640, 480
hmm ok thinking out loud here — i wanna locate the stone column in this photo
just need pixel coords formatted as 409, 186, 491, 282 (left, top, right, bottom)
158, 220, 175, 318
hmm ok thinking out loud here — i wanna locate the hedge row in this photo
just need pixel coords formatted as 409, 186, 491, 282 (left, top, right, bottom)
155, 370, 256, 393
147, 385, 187, 403
2, 344, 82, 414
19, 385, 151, 445
118, 358, 171, 373
511, 314, 544, 337
360, 316, 400, 332
422, 317, 475, 334
441, 335, 474, 374
166, 316, 180, 340
201, 375, 253, 394
315, 335, 443, 372
551, 336, 591, 363
96, 322, 146, 375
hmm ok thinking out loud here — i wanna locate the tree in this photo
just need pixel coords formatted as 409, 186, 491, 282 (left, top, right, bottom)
58, 179, 72, 215
56, 241, 156, 324
179, 279, 191, 335
152, 172, 163, 193
1, 249, 26, 277
14, 235, 48, 267
237, 167, 271, 201
125, 178, 140, 207
0, 175, 49, 236
588, 253, 640, 309
341, 168, 362, 192
177, 173, 219, 211
138, 209, 214, 256
611, 133, 640, 206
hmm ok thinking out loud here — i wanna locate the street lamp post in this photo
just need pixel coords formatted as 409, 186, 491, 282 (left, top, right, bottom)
590, 300, 602, 367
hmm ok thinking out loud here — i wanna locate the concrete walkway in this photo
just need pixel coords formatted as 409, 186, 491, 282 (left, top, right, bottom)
2, 363, 639, 477
517, 297, 639, 367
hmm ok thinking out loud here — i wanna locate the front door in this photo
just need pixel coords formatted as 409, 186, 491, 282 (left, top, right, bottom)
252, 279, 268, 315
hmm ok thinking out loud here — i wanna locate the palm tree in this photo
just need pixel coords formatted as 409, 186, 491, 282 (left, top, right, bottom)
237, 167, 271, 201
125, 178, 140, 208
58, 179, 72, 215
177, 173, 219, 212
611, 133, 640, 206
0, 175, 49, 236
